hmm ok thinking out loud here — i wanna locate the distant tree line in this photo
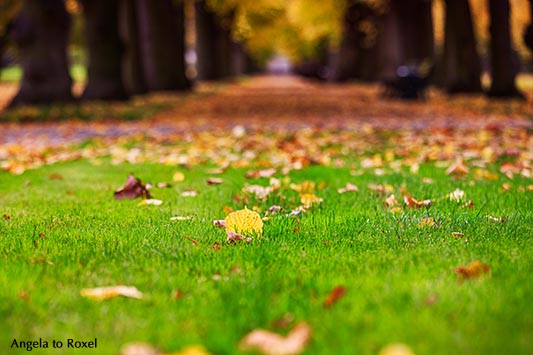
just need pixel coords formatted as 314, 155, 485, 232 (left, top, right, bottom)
1, 0, 532, 108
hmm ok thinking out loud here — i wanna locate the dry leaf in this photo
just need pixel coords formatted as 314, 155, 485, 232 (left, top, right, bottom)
239, 322, 311, 355
139, 199, 163, 206
206, 177, 224, 185
170, 345, 211, 355
120, 342, 160, 355
417, 217, 435, 227
385, 194, 398, 207
213, 219, 226, 228
378, 343, 416, 355
290, 181, 315, 194
323, 285, 346, 308
227, 231, 252, 243
243, 185, 273, 200
300, 194, 323, 208
403, 195, 431, 208
181, 189, 198, 197
173, 171, 185, 182
337, 183, 359, 194
225, 208, 263, 237
455, 261, 490, 282
448, 188, 465, 202
451, 232, 465, 239
49, 173, 63, 180
81, 285, 143, 300
114, 174, 152, 200
446, 157, 469, 176
171, 216, 193, 221
486, 215, 505, 223
246, 168, 277, 179
268, 205, 283, 214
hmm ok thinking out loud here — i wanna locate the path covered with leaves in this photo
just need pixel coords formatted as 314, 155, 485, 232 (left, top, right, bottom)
1, 75, 532, 175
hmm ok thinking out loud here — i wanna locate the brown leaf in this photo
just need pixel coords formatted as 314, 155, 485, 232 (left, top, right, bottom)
486, 215, 504, 223
446, 157, 469, 176
337, 183, 359, 194
3, 214, 10, 220
403, 195, 431, 208
246, 168, 277, 179
206, 177, 224, 185
239, 322, 312, 355
114, 174, 152, 200
455, 261, 490, 282
213, 220, 226, 228
417, 217, 435, 227
323, 285, 346, 308
385, 194, 398, 207
451, 232, 465, 239
48, 173, 63, 180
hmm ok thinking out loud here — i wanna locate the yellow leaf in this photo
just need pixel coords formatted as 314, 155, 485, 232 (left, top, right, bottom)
173, 171, 185, 182
378, 343, 416, 355
225, 208, 263, 237
170, 345, 211, 355
300, 193, 323, 208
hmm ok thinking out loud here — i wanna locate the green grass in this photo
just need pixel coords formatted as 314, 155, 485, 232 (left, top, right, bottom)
0, 64, 87, 83
1, 153, 531, 355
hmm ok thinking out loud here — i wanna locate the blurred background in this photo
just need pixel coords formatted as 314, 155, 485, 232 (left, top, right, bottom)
0, 0, 532, 111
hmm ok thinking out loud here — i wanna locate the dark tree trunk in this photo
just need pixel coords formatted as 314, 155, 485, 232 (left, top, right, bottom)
119, 0, 147, 95
379, 0, 434, 82
488, 0, 522, 97
8, 0, 72, 107
442, 0, 482, 93
523, 0, 533, 54
80, 0, 128, 100
195, 0, 236, 80
293, 38, 331, 80
136, 0, 190, 91
331, 3, 383, 82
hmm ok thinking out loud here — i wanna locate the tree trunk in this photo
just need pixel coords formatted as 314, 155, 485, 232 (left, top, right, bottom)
8, 0, 72, 107
523, 0, 533, 54
379, 0, 434, 82
442, 0, 482, 93
80, 0, 128, 100
195, 1, 236, 80
488, 0, 522, 97
332, 3, 383, 82
119, 0, 147, 95
136, 0, 190, 91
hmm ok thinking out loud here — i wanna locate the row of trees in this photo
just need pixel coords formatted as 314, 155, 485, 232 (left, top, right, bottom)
2, 0, 533, 108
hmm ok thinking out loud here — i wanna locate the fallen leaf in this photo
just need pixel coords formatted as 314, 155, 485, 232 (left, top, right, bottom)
446, 157, 469, 176
337, 183, 359, 194
290, 181, 315, 194
486, 215, 505, 223
246, 168, 277, 179
171, 345, 211, 355
173, 171, 185, 182
378, 343, 416, 355
417, 217, 435, 227
455, 261, 490, 282
181, 189, 198, 197
268, 205, 283, 214
451, 232, 465, 238
239, 322, 312, 355
114, 174, 152, 200
157, 182, 172, 188
385, 194, 398, 207
227, 231, 252, 243
81, 285, 143, 300
300, 193, 323, 208
171, 216, 193, 221
403, 195, 431, 208
120, 342, 160, 355
323, 285, 346, 308
243, 185, 273, 200
3, 214, 11, 220
139, 199, 163, 206
206, 177, 224, 185
448, 188, 465, 202
213, 220, 226, 228
225, 208, 263, 237
48, 173, 63, 180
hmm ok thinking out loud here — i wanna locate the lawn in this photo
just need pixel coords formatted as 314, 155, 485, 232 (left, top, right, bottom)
1, 125, 532, 355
